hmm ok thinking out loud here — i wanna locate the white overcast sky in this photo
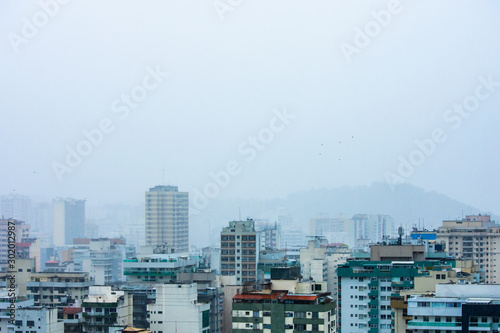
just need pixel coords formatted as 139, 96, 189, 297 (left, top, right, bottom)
1, 0, 499, 213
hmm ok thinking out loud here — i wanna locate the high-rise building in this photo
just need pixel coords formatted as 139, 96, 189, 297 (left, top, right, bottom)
52, 198, 85, 246
0, 219, 30, 271
337, 244, 456, 333
145, 185, 189, 252
259, 223, 280, 250
352, 214, 395, 247
220, 219, 259, 285
436, 214, 500, 284
0, 193, 31, 224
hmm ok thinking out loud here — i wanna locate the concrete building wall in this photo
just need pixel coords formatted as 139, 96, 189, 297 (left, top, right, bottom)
222, 285, 242, 333
326, 250, 351, 301
15, 308, 64, 333
300, 239, 327, 281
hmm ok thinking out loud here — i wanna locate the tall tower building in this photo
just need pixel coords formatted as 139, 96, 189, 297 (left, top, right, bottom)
220, 219, 259, 285
52, 198, 85, 246
0, 194, 31, 224
145, 185, 189, 252
437, 214, 500, 284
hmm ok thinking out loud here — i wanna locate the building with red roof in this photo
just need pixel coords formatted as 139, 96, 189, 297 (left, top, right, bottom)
231, 267, 336, 332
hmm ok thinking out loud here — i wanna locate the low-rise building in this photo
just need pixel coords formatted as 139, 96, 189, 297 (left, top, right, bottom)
232, 267, 336, 333
123, 245, 197, 284
232, 291, 335, 332
82, 286, 133, 333
0, 291, 34, 332
14, 307, 64, 332
60, 306, 84, 333
406, 284, 500, 332
27, 272, 94, 306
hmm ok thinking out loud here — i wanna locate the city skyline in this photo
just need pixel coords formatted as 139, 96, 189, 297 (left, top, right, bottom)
1, 1, 500, 216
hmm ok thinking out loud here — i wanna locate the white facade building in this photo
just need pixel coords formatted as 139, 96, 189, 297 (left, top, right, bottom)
14, 307, 64, 333
82, 286, 133, 333
148, 283, 210, 333
0, 291, 34, 333
407, 284, 500, 332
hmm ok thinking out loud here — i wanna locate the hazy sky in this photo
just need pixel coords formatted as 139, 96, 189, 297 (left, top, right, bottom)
1, 1, 500, 214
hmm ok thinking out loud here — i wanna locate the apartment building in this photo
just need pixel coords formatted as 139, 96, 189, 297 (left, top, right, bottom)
220, 219, 259, 285
0, 193, 32, 224
27, 272, 93, 306
259, 223, 280, 250
178, 270, 225, 333
437, 214, 500, 284
0, 291, 34, 332
0, 218, 30, 271
82, 286, 133, 333
13, 307, 64, 333
232, 268, 336, 333
78, 238, 123, 285
148, 283, 210, 333
145, 185, 189, 251
406, 284, 500, 332
123, 244, 197, 283
337, 244, 452, 333
53, 198, 85, 246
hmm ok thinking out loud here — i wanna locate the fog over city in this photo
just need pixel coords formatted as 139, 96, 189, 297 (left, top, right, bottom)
1, 1, 500, 241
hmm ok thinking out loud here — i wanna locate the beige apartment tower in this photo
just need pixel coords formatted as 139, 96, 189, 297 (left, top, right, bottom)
437, 214, 500, 284
220, 219, 258, 285
145, 185, 189, 252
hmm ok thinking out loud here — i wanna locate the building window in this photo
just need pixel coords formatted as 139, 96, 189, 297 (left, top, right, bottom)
295, 312, 306, 318
295, 324, 306, 330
